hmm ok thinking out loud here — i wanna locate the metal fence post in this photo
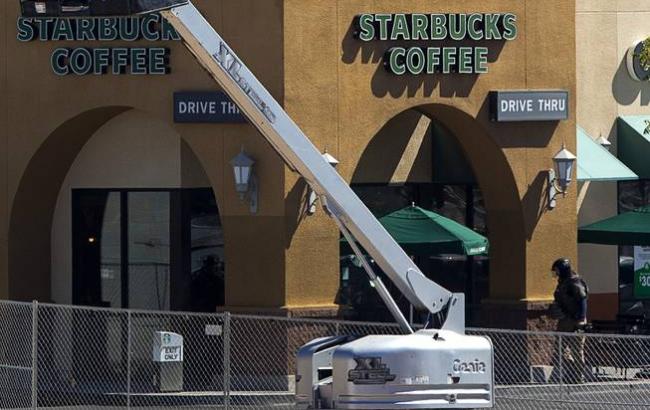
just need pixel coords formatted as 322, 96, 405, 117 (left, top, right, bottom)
224, 312, 231, 410
558, 334, 564, 392
127, 310, 132, 409
31, 301, 38, 410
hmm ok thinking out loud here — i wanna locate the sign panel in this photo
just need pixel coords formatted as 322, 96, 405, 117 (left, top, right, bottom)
626, 40, 650, 82
153, 331, 184, 363
17, 13, 180, 76
174, 92, 247, 123
634, 246, 650, 299
354, 13, 518, 76
489, 91, 569, 122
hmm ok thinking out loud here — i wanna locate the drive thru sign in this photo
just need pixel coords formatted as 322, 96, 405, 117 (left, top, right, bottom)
153, 331, 184, 362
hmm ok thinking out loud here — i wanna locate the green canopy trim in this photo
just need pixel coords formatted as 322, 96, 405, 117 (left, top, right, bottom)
577, 127, 637, 182
578, 206, 650, 246
618, 116, 650, 178
342, 205, 489, 256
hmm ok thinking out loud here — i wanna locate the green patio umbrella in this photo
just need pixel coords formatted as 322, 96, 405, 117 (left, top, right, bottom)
341, 205, 489, 256
578, 206, 650, 246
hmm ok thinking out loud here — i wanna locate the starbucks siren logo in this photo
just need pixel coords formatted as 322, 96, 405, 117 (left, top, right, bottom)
627, 38, 650, 82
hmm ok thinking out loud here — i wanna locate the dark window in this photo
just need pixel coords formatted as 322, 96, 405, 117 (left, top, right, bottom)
618, 180, 650, 317
339, 183, 488, 326
73, 188, 224, 312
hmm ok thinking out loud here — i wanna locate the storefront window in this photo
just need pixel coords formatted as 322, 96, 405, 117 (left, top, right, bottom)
188, 189, 225, 311
73, 188, 224, 312
128, 192, 171, 311
432, 185, 466, 225
99, 192, 122, 308
353, 185, 417, 217
618, 180, 650, 317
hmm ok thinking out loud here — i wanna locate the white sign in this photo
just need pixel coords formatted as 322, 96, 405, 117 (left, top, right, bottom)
634, 246, 650, 298
153, 331, 184, 363
205, 324, 223, 336
489, 90, 569, 122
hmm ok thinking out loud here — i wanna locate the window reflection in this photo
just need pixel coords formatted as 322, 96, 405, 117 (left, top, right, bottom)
189, 189, 225, 312
100, 192, 121, 308
618, 180, 650, 317
73, 188, 224, 312
128, 192, 171, 311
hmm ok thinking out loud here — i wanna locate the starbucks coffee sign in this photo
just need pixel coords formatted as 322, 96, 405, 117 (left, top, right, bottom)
17, 13, 180, 75
355, 13, 518, 75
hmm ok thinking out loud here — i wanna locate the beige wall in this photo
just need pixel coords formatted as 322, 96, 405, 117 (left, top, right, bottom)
577, 0, 650, 316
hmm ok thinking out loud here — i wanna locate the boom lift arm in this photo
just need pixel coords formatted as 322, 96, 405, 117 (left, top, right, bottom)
164, 2, 464, 332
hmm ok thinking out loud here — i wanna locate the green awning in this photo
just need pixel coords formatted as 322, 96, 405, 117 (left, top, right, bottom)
342, 205, 489, 256
577, 127, 637, 182
578, 206, 650, 246
619, 116, 650, 178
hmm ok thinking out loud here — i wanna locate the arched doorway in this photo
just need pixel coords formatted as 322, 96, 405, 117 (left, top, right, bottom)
340, 104, 525, 326
9, 108, 225, 312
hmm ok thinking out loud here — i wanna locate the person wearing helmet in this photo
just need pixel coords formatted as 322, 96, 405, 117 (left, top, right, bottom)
551, 257, 589, 383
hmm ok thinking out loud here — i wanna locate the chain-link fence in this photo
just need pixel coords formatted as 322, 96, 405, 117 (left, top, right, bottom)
468, 328, 650, 409
1, 300, 650, 409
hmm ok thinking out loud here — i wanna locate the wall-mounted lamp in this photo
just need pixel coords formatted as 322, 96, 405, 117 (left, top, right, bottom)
230, 149, 258, 214
548, 145, 577, 209
596, 134, 612, 151
307, 151, 339, 215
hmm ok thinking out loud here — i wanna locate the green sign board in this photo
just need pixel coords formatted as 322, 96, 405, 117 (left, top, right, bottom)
634, 246, 650, 299
355, 13, 518, 75
17, 13, 180, 75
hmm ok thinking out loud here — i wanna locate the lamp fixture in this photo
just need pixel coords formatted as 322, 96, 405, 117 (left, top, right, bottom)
596, 134, 612, 151
230, 148, 258, 214
548, 145, 577, 209
307, 151, 339, 215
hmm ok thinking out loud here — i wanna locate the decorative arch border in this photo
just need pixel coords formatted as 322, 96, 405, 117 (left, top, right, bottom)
8, 106, 222, 302
350, 102, 527, 300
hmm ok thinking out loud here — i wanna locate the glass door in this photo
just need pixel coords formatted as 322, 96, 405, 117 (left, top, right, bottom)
127, 192, 171, 311
72, 188, 224, 311
73, 190, 122, 308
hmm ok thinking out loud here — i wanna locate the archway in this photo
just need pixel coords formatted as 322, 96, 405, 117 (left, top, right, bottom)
9, 107, 224, 311
343, 103, 526, 324
9, 107, 130, 302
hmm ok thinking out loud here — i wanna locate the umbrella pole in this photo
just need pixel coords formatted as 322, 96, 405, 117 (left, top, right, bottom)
333, 214, 414, 334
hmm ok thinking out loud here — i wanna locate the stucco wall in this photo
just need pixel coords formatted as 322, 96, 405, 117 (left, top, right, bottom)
576, 0, 650, 318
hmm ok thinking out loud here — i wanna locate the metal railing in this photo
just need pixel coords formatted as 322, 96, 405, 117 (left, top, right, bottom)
0, 300, 649, 409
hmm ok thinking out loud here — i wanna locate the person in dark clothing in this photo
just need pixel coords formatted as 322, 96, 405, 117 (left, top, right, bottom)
190, 255, 225, 312
550, 258, 589, 383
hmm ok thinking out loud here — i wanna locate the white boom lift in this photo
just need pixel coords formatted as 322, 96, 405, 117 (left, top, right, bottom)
21, 1, 494, 408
